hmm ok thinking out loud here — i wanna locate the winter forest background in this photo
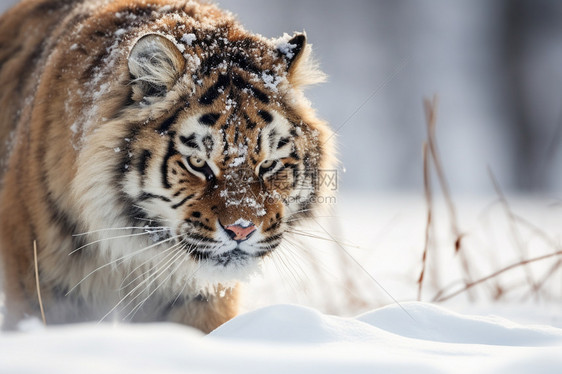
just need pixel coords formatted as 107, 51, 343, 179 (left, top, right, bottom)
3, 0, 562, 195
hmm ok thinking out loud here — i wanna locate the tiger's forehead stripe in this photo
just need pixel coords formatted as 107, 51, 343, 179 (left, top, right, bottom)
165, 110, 295, 175
199, 113, 221, 126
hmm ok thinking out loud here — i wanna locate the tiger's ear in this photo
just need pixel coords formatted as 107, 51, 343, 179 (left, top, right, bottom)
277, 33, 307, 70
276, 32, 325, 88
128, 34, 186, 102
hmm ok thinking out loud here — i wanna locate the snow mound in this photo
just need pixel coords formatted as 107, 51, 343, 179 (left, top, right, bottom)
1, 303, 561, 374
210, 303, 383, 343
357, 302, 562, 346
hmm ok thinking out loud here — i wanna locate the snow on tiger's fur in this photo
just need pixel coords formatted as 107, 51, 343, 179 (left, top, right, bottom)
0, 0, 334, 332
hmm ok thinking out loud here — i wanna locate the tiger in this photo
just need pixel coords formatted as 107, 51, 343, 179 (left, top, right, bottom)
0, 0, 334, 333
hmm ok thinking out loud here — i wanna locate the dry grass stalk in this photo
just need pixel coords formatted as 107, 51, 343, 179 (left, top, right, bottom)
337, 248, 371, 313
422, 96, 474, 300
33, 240, 46, 326
487, 167, 540, 296
313, 218, 413, 318
300, 216, 370, 314
512, 210, 562, 300
512, 213, 559, 248
417, 142, 432, 301
524, 258, 562, 299
433, 249, 562, 302
423, 96, 462, 249
431, 166, 562, 303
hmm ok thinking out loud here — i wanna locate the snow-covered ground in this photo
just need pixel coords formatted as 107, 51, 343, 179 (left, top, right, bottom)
1, 303, 561, 373
2, 194, 562, 372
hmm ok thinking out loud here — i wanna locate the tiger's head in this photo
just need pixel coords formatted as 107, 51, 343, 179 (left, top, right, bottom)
74, 21, 334, 286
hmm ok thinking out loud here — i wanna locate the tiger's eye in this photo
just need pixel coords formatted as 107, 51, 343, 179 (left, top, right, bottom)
260, 159, 275, 169
188, 155, 206, 169
186, 155, 214, 180
259, 159, 278, 177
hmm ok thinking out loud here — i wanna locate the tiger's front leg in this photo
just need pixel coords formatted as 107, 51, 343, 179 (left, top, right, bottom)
165, 285, 240, 334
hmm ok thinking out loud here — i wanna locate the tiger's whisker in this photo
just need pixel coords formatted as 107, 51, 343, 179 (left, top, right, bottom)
133, 216, 175, 224
277, 241, 310, 286
98, 245, 185, 323
285, 229, 360, 249
124, 243, 196, 321
270, 249, 302, 295
125, 245, 192, 320
168, 239, 208, 307
280, 237, 313, 276
119, 240, 186, 291
69, 229, 172, 255
285, 215, 336, 223
66, 234, 181, 296
119, 240, 184, 290
73, 226, 171, 236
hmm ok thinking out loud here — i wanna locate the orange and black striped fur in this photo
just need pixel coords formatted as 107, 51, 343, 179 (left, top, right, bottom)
0, 0, 333, 332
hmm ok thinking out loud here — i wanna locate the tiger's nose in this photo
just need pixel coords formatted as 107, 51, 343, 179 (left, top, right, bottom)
224, 221, 256, 241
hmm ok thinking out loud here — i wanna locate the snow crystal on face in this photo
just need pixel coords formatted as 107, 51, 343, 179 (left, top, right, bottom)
93, 82, 110, 101
233, 218, 253, 228
227, 143, 249, 167
229, 155, 245, 167
219, 180, 266, 216
185, 54, 201, 72
181, 33, 196, 46
276, 41, 297, 60
217, 61, 228, 72
224, 98, 236, 111
114, 29, 126, 37
262, 71, 281, 93
230, 143, 248, 156
70, 122, 79, 134
114, 147, 120, 153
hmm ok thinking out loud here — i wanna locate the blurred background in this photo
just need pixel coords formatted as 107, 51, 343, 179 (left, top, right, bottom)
224, 0, 562, 196
2, 0, 562, 196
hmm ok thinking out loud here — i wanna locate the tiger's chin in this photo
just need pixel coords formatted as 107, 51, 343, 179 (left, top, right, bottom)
196, 247, 270, 266
177, 238, 277, 291
187, 249, 264, 289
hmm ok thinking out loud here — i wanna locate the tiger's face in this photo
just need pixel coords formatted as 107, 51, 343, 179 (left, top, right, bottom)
103, 32, 328, 276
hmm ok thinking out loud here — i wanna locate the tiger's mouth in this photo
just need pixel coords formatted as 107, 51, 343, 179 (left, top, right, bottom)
191, 248, 248, 266
189, 247, 270, 267
190, 247, 269, 268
